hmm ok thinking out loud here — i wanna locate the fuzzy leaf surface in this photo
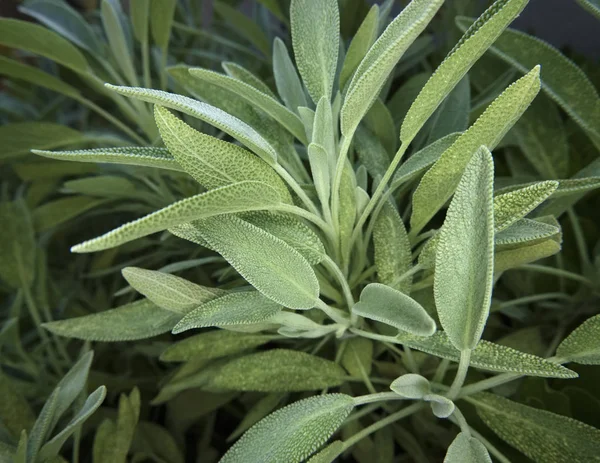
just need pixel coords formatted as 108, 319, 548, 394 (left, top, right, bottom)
557, 314, 600, 365
444, 433, 491, 463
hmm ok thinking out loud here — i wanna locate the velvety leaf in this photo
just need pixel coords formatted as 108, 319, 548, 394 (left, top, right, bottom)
223, 62, 276, 98
273, 37, 307, 113
228, 393, 288, 442
444, 432, 491, 463
214, 1, 271, 57
339, 162, 357, 260
306, 441, 344, 463
390, 374, 431, 399
494, 234, 561, 274
308, 143, 332, 208
427, 75, 471, 144
557, 314, 600, 365
341, 337, 374, 377
101, 0, 137, 86
495, 219, 560, 250
150, 0, 176, 49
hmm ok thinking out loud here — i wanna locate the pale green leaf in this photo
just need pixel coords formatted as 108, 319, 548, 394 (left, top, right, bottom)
427, 75, 471, 144
495, 219, 560, 250
390, 374, 431, 399
312, 97, 336, 163
222, 62, 277, 98
34, 196, 105, 232
354, 125, 390, 180
150, 0, 176, 49
306, 441, 344, 463
444, 432, 491, 463
273, 37, 307, 113
434, 147, 495, 350
342, 0, 443, 136
339, 162, 357, 259
353, 283, 436, 336
173, 291, 282, 332
472, 393, 600, 463
308, 143, 332, 208
102, 0, 137, 86
0, 200, 36, 288
290, 0, 339, 103
214, 1, 271, 57
341, 337, 373, 377
364, 98, 396, 156
220, 394, 354, 463
411, 67, 540, 234
494, 234, 561, 274
557, 314, 600, 365
0, 123, 84, 160
428, 394, 455, 418
43, 299, 181, 341
401, 0, 529, 143
26, 388, 60, 462
130, 0, 150, 42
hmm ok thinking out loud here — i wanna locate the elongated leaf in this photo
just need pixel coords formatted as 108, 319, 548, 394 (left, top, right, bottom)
43, 299, 181, 341
339, 162, 357, 259
221, 394, 354, 463
457, 17, 600, 147
154, 106, 290, 201
130, 0, 150, 42
373, 202, 412, 293
0, 374, 35, 439
102, 0, 137, 86
290, 0, 339, 103
557, 314, 600, 365
434, 147, 494, 351
306, 441, 344, 463
444, 433, 491, 463
180, 215, 319, 309
341, 336, 373, 377
427, 75, 470, 144
472, 393, 600, 463
34, 146, 182, 171
388, 72, 430, 128
0, 200, 36, 288
160, 331, 275, 363
495, 219, 560, 249
72, 181, 282, 253
222, 62, 277, 98
308, 143, 332, 208
341, 0, 443, 136
354, 125, 391, 179
150, 0, 176, 49
122, 267, 224, 314
353, 283, 436, 336
173, 291, 282, 332
0, 123, 84, 160
228, 393, 287, 442
577, 0, 600, 19
273, 37, 307, 113
107, 85, 278, 164
214, 1, 271, 57
34, 196, 104, 232
394, 331, 576, 378
401, 0, 529, 143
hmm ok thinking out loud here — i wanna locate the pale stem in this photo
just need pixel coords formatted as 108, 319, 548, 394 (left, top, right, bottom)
322, 255, 355, 310
316, 300, 350, 326
274, 164, 321, 217
568, 208, 592, 269
353, 391, 402, 406
516, 264, 594, 287
447, 349, 471, 400
451, 407, 471, 436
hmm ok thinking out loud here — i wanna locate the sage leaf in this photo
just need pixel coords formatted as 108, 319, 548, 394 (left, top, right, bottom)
0, 200, 36, 289
306, 441, 344, 463
401, 0, 528, 143
428, 395, 455, 418
290, 0, 339, 103
43, 299, 181, 341
472, 393, 600, 463
150, 0, 176, 49
214, 1, 271, 57
434, 147, 494, 351
493, 180, 558, 231
390, 374, 431, 399
0, 374, 35, 438
576, 0, 600, 19
34, 197, 104, 232
72, 181, 282, 253
364, 98, 397, 156
557, 314, 600, 365
220, 394, 354, 463
273, 37, 307, 113
495, 219, 560, 250
353, 283, 436, 336
101, 0, 137, 86
354, 125, 391, 179
341, 337, 373, 377
228, 393, 288, 442
494, 233, 561, 274
427, 75, 471, 144
1, 123, 85, 159
223, 62, 276, 97
444, 432, 492, 463
308, 143, 332, 208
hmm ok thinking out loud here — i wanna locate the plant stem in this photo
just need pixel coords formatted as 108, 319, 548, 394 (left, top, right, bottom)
516, 264, 594, 287
432, 358, 451, 384
448, 349, 471, 399
452, 407, 471, 436
494, 292, 571, 311
322, 255, 355, 309
316, 300, 350, 326
275, 205, 334, 240
353, 391, 402, 406
458, 372, 518, 397
390, 264, 423, 289
274, 165, 321, 217
568, 207, 591, 270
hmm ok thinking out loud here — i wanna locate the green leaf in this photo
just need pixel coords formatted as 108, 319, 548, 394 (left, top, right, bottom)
20, 0, 102, 54
373, 201, 412, 293
495, 218, 560, 250
214, 1, 271, 57
108, 85, 278, 164
494, 234, 561, 274
154, 106, 290, 201
339, 161, 357, 259
273, 37, 308, 113
0, 18, 89, 73
390, 374, 431, 399
428, 395, 455, 418
0, 374, 35, 439
444, 432, 491, 463
72, 181, 282, 253
364, 98, 397, 156
160, 331, 275, 363
0, 123, 84, 160
434, 147, 495, 351
411, 67, 540, 234
457, 17, 600, 147
471, 393, 600, 463
43, 299, 181, 341
0, 200, 36, 288
576, 0, 600, 19
101, 0, 137, 86
306, 441, 344, 463
427, 75, 471, 144
130, 0, 150, 42
395, 331, 576, 378
353, 283, 436, 336
557, 314, 600, 365
150, 0, 176, 49
33, 196, 105, 232
354, 125, 391, 180
401, 0, 529, 143
308, 143, 332, 208
493, 180, 558, 232
189, 68, 307, 143
228, 393, 287, 442
341, 337, 373, 377
388, 72, 430, 128
34, 146, 183, 171
339, 4, 379, 91
122, 267, 224, 314
290, 0, 339, 103
220, 394, 354, 463
173, 291, 282, 332
178, 215, 319, 309
341, 0, 443, 136
207, 350, 346, 392
222, 62, 277, 99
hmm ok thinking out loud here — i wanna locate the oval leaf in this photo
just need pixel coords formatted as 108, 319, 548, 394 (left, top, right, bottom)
444, 432, 491, 463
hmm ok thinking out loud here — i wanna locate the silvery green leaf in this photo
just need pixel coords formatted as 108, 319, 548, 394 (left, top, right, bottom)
390, 374, 431, 399
341, 337, 373, 377
27, 388, 59, 462
576, 0, 600, 18
493, 180, 558, 231
427, 75, 471, 144
0, 200, 36, 289
154, 106, 291, 201
273, 38, 307, 113
189, 215, 319, 309
388, 72, 430, 128
354, 125, 391, 180
434, 147, 495, 351
411, 67, 540, 235
373, 201, 412, 293
188, 68, 307, 143
149, 0, 176, 49
220, 394, 354, 463
353, 283, 436, 336
355, 187, 370, 217
341, 0, 443, 136
43, 299, 181, 341
495, 219, 560, 250
214, 1, 271, 57
395, 331, 576, 378
122, 267, 224, 314
427, 395, 455, 418
228, 393, 288, 442
101, 0, 137, 86
306, 441, 344, 463
308, 143, 331, 208
130, 0, 149, 42
472, 393, 600, 463
72, 181, 282, 253
207, 350, 346, 392
364, 98, 397, 155
444, 432, 492, 463
1, 123, 84, 159
160, 331, 276, 363
457, 17, 600, 147
290, 0, 339, 103
401, 0, 528, 143
173, 291, 282, 333
494, 231, 561, 274
339, 4, 379, 91
34, 146, 182, 171
557, 314, 600, 365
223, 62, 277, 99
0, 374, 35, 438
63, 176, 136, 199
313, 97, 336, 162
339, 162, 358, 259
107, 85, 278, 164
